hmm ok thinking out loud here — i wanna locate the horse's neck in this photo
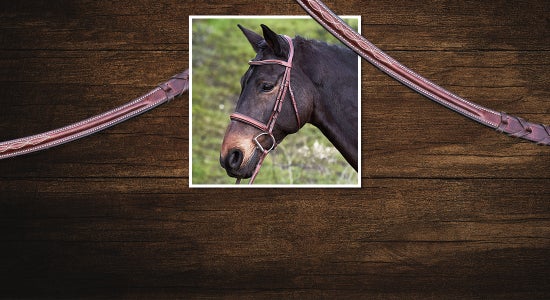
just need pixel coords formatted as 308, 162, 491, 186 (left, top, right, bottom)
297, 41, 358, 170
312, 89, 358, 170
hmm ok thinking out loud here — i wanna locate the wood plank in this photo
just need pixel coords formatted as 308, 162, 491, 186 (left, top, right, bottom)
1, 48, 548, 179
1, 178, 549, 298
0, 0, 548, 298
1, 1, 548, 51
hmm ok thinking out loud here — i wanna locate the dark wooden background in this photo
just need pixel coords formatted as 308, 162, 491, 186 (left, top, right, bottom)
1, 0, 549, 298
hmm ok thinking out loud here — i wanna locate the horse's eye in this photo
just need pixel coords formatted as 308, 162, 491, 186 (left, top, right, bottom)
261, 82, 275, 92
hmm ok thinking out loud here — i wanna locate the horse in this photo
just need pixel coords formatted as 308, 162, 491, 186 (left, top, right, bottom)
219, 24, 358, 183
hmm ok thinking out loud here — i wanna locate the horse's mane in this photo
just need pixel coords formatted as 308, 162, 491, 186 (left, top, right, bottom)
293, 36, 357, 86
294, 35, 354, 58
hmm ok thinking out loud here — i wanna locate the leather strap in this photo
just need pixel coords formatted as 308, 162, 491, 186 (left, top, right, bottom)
295, 0, 549, 145
0, 70, 189, 160
229, 35, 299, 184
1, 2, 547, 161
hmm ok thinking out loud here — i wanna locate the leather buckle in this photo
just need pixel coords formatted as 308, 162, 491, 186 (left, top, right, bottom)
253, 132, 276, 153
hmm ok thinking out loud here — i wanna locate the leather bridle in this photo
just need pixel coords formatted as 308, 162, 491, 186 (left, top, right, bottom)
229, 35, 301, 184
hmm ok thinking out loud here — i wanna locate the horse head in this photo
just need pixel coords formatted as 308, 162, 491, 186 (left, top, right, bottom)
219, 24, 316, 181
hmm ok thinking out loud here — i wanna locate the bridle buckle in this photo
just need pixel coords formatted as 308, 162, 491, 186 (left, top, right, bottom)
253, 132, 276, 153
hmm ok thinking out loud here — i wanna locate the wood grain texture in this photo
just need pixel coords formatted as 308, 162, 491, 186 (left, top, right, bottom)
0, 0, 548, 298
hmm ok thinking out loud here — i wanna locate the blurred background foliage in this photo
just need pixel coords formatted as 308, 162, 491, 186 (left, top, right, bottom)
191, 17, 359, 185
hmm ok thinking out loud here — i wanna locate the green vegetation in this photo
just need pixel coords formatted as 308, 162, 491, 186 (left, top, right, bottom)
190, 17, 359, 185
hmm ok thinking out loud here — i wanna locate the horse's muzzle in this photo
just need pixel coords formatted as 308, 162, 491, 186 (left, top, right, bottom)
224, 148, 243, 171
220, 148, 255, 179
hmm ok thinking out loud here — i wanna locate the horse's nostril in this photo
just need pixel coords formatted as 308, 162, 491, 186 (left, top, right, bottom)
226, 148, 244, 170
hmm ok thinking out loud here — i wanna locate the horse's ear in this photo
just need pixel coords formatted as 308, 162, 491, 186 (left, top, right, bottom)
238, 24, 264, 53
261, 24, 287, 57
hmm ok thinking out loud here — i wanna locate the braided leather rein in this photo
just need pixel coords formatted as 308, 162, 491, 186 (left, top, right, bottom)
230, 35, 301, 184
0, 71, 189, 160
295, 0, 549, 146
0, 1, 546, 165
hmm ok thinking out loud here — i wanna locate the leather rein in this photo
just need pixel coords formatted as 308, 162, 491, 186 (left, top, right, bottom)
295, 0, 550, 145
0, 0, 547, 185
229, 35, 301, 184
0, 71, 189, 160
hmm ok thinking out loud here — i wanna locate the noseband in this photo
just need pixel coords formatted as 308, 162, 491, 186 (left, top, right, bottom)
229, 35, 301, 184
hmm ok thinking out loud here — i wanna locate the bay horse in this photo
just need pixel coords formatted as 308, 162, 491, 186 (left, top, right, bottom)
220, 24, 358, 183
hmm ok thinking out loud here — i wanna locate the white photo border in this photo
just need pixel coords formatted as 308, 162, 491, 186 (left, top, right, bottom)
189, 15, 362, 188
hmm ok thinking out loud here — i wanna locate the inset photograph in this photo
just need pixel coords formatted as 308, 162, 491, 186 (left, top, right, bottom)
190, 16, 361, 187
